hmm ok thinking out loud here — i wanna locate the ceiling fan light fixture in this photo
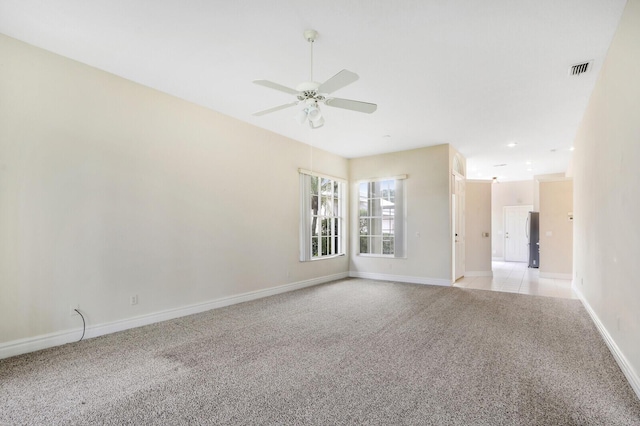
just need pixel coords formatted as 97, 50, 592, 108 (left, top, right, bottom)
295, 108, 308, 125
294, 101, 323, 129
309, 116, 324, 129
308, 105, 322, 123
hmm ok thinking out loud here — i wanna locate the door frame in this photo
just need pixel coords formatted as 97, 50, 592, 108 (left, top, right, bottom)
451, 172, 465, 281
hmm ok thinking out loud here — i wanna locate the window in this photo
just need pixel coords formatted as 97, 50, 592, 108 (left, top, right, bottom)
300, 171, 346, 261
358, 178, 406, 257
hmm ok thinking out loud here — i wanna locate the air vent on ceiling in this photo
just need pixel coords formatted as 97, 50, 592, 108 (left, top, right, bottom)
569, 60, 593, 76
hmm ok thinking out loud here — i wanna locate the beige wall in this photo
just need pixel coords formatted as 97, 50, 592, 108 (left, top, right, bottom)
491, 180, 534, 259
533, 173, 567, 211
349, 145, 452, 285
539, 180, 573, 277
573, 0, 640, 396
0, 34, 348, 345
465, 181, 492, 274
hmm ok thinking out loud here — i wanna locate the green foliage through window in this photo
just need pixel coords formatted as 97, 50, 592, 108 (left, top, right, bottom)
358, 178, 405, 257
301, 173, 345, 261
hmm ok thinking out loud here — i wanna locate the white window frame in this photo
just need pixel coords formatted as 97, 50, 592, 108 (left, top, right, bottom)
299, 169, 347, 261
357, 175, 407, 258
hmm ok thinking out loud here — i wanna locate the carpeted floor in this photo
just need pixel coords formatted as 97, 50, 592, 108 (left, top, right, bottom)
1, 278, 639, 425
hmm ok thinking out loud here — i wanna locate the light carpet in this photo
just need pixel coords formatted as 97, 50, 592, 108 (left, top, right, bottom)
1, 278, 639, 425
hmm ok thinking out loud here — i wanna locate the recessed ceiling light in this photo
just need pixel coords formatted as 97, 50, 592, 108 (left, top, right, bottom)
527, 168, 532, 171
507, 142, 518, 148
525, 161, 532, 165
569, 146, 575, 151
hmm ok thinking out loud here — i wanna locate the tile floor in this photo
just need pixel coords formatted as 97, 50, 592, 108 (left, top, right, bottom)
453, 261, 578, 299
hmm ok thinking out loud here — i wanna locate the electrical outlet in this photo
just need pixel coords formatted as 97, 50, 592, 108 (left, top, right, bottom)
130, 294, 138, 306
69, 304, 79, 316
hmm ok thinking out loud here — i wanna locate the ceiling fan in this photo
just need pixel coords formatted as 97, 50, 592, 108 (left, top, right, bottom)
252, 29, 377, 129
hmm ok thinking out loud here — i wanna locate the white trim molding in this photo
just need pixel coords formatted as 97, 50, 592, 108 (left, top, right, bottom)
349, 271, 451, 287
298, 168, 347, 183
464, 271, 493, 277
539, 272, 573, 280
573, 284, 640, 400
355, 174, 408, 183
0, 272, 348, 360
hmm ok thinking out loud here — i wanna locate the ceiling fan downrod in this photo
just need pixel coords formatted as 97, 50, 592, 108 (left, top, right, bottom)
304, 29, 318, 83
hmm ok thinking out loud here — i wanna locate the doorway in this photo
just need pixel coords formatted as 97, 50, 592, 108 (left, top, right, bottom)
503, 205, 532, 262
452, 173, 465, 280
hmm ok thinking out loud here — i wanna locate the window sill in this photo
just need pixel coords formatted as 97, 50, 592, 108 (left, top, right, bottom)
302, 253, 346, 262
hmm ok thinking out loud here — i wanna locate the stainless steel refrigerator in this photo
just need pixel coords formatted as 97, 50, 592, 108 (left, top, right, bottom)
527, 211, 540, 268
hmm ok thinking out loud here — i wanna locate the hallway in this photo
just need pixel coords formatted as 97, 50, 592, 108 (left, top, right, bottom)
454, 261, 577, 299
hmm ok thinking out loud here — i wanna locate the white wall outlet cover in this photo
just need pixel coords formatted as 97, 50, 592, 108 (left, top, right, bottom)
545, 231, 553, 236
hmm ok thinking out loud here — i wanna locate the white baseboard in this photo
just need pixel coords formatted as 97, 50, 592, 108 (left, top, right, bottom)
348, 271, 451, 287
539, 272, 573, 280
492, 257, 505, 261
464, 271, 493, 277
572, 284, 640, 400
0, 272, 348, 360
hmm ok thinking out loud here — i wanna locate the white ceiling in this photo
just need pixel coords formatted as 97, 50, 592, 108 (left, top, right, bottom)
0, 0, 627, 181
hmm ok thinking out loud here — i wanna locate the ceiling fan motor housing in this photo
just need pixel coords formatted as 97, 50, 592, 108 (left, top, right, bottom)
296, 82, 325, 101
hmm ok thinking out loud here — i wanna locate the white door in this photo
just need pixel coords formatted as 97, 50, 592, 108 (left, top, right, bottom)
452, 174, 465, 280
504, 205, 531, 262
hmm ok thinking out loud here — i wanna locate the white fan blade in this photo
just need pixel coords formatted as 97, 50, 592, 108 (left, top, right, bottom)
318, 70, 359, 94
325, 98, 377, 114
253, 80, 299, 95
253, 102, 298, 116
